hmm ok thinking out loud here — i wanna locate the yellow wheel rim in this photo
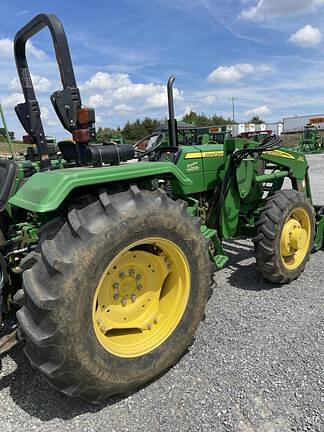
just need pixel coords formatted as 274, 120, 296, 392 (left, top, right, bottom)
280, 207, 311, 270
92, 237, 190, 358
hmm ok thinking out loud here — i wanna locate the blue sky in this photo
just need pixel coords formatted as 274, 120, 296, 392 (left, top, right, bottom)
1, 0, 324, 139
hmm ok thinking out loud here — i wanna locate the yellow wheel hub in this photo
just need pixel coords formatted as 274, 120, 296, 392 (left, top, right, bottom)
92, 237, 190, 358
280, 208, 311, 270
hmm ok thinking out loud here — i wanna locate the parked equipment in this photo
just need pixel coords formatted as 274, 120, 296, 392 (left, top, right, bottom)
1, 14, 324, 404
298, 123, 324, 153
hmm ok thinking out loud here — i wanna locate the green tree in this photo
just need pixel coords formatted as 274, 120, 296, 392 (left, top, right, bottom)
122, 117, 159, 142
181, 110, 233, 126
96, 127, 119, 142
0, 128, 15, 141
247, 116, 264, 124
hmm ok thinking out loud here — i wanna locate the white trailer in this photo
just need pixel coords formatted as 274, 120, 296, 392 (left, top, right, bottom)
283, 114, 324, 133
232, 123, 246, 137
266, 122, 283, 135
255, 123, 267, 132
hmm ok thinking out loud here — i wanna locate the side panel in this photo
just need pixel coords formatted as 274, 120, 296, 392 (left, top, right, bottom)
175, 144, 225, 193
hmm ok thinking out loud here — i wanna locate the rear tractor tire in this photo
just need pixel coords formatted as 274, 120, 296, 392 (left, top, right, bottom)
254, 189, 315, 284
17, 187, 213, 404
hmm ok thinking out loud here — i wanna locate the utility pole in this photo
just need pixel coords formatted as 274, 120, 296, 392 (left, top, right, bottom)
231, 97, 237, 123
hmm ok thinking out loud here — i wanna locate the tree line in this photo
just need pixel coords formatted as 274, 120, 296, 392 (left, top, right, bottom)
96, 111, 255, 143
0, 128, 15, 141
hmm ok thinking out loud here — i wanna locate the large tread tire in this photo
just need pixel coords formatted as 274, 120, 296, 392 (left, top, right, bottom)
17, 187, 213, 404
253, 189, 315, 284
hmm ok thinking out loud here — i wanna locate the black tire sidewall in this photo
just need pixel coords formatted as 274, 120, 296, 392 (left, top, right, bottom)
276, 198, 314, 279
57, 208, 210, 390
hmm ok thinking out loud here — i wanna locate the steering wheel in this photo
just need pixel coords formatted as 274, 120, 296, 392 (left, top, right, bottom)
133, 133, 165, 157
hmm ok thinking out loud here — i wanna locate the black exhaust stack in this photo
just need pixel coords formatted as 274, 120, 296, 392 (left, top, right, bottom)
167, 75, 178, 147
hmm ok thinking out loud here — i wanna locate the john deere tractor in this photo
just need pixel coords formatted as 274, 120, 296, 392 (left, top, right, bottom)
298, 123, 324, 153
1, 14, 324, 404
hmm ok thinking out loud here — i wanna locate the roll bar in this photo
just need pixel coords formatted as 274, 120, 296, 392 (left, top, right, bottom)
167, 75, 178, 147
14, 14, 87, 170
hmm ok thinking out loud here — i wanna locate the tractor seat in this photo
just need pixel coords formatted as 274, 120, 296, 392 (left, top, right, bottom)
0, 159, 18, 212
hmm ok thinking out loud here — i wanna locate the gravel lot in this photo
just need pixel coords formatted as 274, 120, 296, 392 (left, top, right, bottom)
1, 155, 324, 432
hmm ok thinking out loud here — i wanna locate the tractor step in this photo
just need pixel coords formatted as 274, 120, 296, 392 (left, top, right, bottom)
201, 226, 229, 269
213, 254, 229, 269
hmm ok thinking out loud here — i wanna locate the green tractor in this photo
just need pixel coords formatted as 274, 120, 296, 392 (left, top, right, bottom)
196, 125, 233, 145
298, 123, 324, 153
1, 14, 324, 404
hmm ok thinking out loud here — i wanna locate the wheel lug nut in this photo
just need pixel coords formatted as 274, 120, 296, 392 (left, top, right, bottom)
113, 293, 120, 301
137, 284, 143, 291
119, 272, 125, 279
121, 297, 127, 306
100, 326, 106, 333
131, 294, 136, 303
136, 274, 142, 280
113, 283, 119, 289
97, 319, 102, 325
129, 269, 135, 276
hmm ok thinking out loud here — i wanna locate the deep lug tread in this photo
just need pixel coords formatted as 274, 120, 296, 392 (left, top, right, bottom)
17, 307, 57, 347
41, 240, 72, 274
23, 270, 60, 310
19, 187, 213, 404
19, 252, 40, 271
254, 189, 315, 284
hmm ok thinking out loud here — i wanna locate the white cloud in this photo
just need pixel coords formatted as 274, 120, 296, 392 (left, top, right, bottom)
241, 0, 324, 21
205, 95, 217, 105
81, 72, 131, 90
244, 105, 270, 117
10, 74, 52, 92
208, 63, 255, 83
83, 72, 183, 111
40, 106, 51, 121
0, 38, 46, 60
208, 66, 241, 84
26, 40, 47, 60
289, 25, 321, 47
178, 105, 194, 119
114, 83, 163, 100
0, 39, 13, 58
1, 93, 24, 108
87, 94, 109, 108
113, 104, 133, 112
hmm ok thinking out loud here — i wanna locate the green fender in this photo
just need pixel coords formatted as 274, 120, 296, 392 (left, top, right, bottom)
9, 161, 192, 213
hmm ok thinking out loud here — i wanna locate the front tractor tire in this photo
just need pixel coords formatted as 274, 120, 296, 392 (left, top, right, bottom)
17, 187, 213, 404
254, 190, 315, 284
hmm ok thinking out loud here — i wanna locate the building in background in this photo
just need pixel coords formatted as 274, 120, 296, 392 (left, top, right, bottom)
283, 114, 324, 134
232, 122, 283, 137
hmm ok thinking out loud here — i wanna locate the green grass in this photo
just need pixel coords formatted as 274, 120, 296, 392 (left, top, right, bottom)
0, 141, 26, 155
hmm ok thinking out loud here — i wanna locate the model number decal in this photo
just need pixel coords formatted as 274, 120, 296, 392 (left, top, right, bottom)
185, 151, 224, 159
263, 150, 295, 159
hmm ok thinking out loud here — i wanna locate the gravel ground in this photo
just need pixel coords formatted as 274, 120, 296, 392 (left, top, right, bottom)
1, 155, 324, 432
